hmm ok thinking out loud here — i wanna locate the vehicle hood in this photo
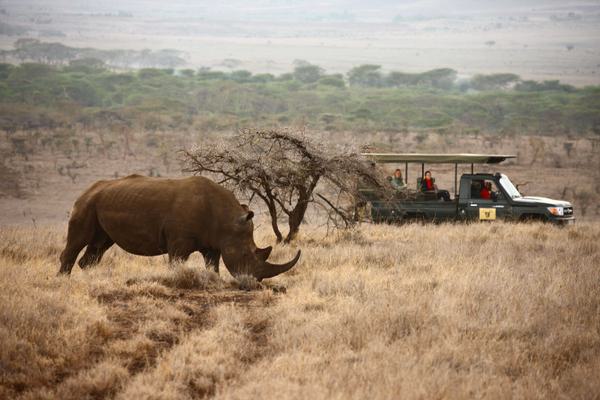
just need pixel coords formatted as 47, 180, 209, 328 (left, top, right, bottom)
512, 196, 571, 207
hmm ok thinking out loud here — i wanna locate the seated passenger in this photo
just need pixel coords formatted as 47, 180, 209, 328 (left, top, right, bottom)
391, 169, 406, 190
480, 181, 492, 200
420, 170, 451, 201
420, 170, 435, 192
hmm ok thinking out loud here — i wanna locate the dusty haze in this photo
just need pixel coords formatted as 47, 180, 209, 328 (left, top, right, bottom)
1, 0, 599, 84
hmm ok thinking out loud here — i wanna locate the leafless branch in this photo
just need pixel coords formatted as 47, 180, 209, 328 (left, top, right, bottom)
183, 128, 393, 242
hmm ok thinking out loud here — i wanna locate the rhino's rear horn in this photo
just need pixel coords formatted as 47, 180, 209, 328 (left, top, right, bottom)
255, 245, 273, 261
253, 250, 301, 281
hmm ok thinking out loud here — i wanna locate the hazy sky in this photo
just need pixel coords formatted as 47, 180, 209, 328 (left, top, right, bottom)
2, 0, 599, 84
3, 0, 600, 22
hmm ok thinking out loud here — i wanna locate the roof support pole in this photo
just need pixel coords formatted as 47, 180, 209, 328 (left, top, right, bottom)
405, 162, 408, 184
471, 163, 474, 174
454, 163, 458, 199
421, 163, 424, 178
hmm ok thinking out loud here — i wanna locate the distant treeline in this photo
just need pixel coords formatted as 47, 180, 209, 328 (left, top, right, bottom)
0, 39, 186, 69
0, 61, 598, 135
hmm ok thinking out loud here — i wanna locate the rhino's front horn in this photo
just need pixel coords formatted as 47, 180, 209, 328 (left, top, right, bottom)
253, 250, 301, 281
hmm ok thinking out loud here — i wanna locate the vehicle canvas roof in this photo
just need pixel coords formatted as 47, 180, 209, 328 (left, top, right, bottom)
361, 153, 516, 164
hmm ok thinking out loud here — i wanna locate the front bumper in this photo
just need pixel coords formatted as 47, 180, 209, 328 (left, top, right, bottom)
549, 216, 576, 225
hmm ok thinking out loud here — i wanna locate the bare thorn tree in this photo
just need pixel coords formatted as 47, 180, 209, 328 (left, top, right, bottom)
183, 129, 391, 243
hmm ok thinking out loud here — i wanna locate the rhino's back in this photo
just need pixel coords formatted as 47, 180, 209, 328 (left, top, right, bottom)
96, 175, 199, 213
90, 175, 233, 255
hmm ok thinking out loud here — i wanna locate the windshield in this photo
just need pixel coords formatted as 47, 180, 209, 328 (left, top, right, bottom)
499, 175, 522, 199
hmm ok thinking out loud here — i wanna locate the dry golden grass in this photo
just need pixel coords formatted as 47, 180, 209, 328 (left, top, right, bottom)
1, 222, 599, 399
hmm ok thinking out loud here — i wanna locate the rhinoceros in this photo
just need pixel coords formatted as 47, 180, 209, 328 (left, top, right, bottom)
59, 175, 301, 280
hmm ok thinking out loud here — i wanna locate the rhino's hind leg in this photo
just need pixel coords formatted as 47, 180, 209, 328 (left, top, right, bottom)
78, 228, 114, 269
202, 249, 221, 273
60, 241, 87, 275
59, 209, 97, 275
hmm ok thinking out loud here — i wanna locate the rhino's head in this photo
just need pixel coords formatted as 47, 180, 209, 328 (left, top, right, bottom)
220, 210, 301, 281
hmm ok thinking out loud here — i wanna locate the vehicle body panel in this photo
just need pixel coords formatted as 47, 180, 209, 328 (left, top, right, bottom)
367, 173, 575, 225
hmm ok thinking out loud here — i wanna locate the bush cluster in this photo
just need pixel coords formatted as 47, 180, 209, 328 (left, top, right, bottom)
0, 61, 598, 135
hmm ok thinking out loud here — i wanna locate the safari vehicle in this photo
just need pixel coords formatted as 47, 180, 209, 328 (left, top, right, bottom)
360, 153, 575, 225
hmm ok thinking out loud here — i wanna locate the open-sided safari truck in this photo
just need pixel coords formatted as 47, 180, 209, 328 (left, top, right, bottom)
360, 153, 575, 225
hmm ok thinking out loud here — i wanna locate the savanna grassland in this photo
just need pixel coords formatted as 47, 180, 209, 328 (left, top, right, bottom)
1, 222, 599, 399
1, 3, 600, 397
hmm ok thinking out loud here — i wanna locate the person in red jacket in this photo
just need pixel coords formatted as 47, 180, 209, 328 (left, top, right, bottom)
421, 171, 435, 192
480, 181, 492, 200
420, 170, 451, 201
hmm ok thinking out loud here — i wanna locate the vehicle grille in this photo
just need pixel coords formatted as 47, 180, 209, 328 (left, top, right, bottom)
564, 207, 573, 216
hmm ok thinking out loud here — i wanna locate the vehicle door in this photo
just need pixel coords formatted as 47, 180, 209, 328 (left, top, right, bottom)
464, 179, 511, 221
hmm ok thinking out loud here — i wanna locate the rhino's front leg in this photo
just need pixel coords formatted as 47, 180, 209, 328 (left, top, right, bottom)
167, 239, 195, 264
202, 249, 221, 274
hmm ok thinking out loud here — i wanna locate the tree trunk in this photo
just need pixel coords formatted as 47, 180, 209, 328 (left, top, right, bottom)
266, 201, 284, 243
284, 187, 313, 243
285, 211, 304, 243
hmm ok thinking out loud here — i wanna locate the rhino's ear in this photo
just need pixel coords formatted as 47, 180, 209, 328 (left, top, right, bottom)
239, 211, 254, 223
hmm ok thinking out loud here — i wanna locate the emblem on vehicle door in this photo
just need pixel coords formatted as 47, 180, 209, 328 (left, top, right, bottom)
479, 208, 496, 220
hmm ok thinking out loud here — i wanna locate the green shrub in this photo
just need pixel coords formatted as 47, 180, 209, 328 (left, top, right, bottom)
0, 62, 597, 135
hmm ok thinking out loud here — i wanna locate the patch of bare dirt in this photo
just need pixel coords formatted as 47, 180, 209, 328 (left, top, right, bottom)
27, 284, 264, 399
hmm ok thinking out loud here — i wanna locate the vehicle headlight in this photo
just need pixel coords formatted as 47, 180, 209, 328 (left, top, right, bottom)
547, 206, 564, 216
